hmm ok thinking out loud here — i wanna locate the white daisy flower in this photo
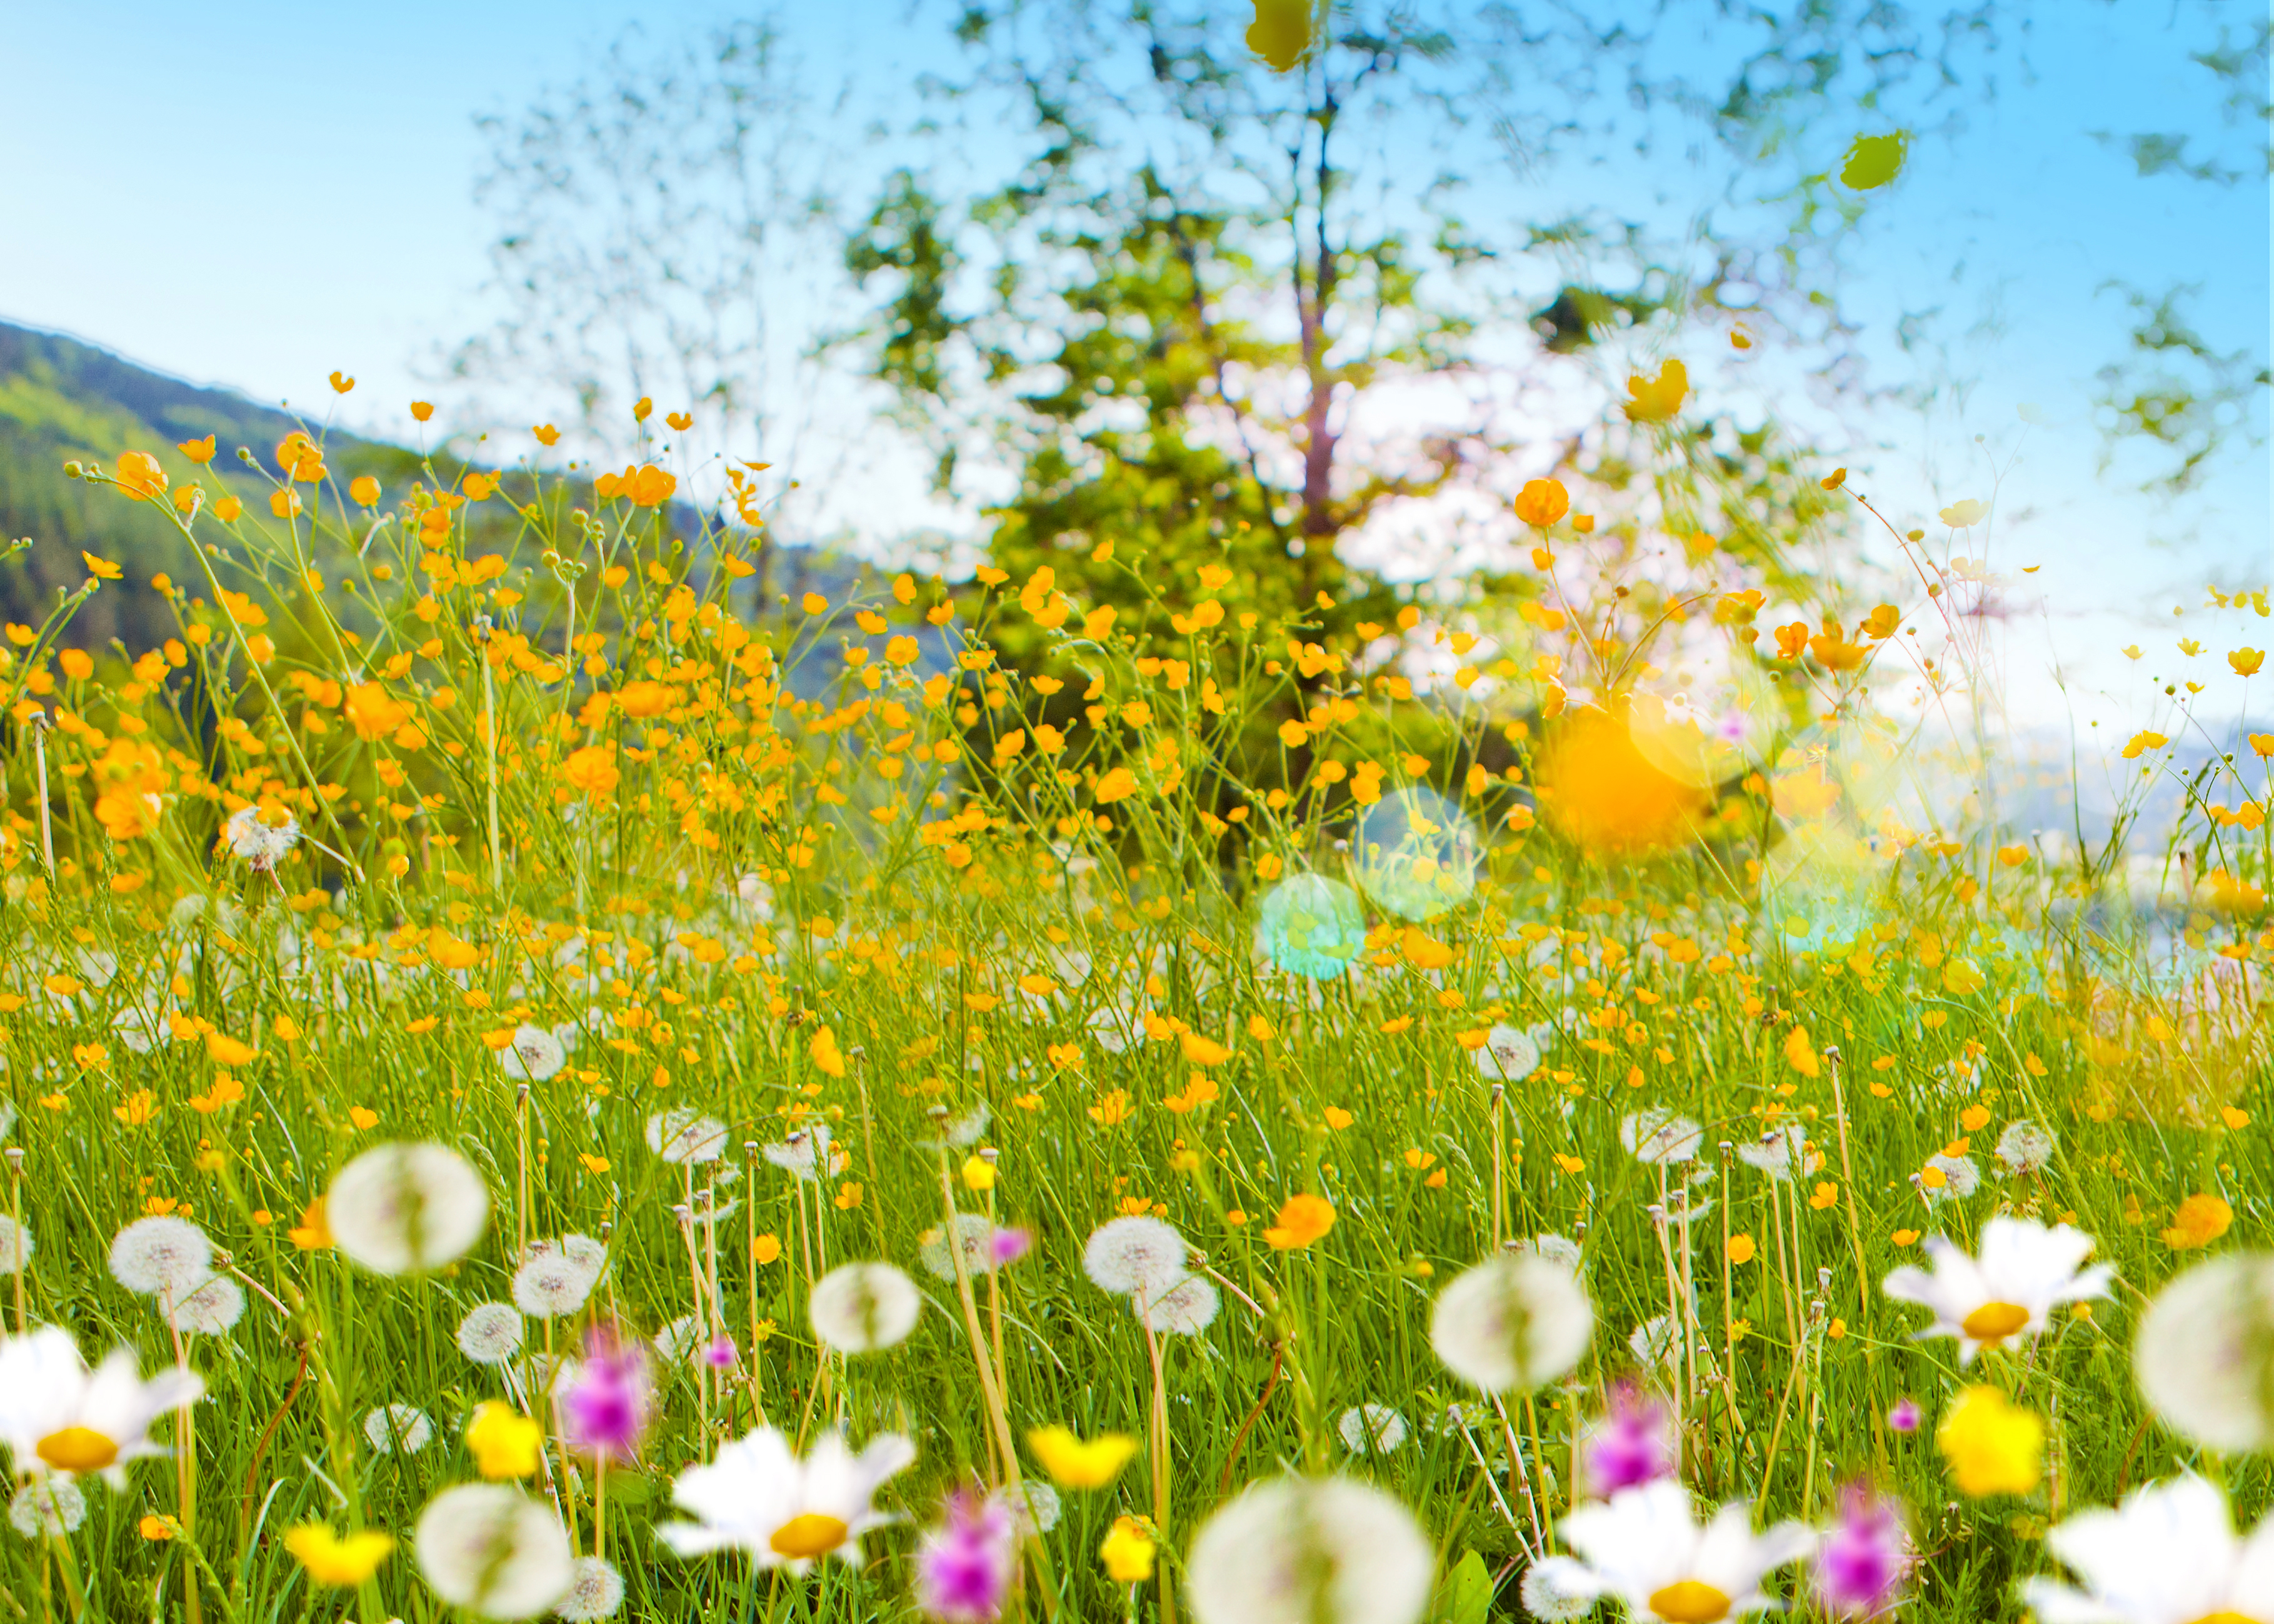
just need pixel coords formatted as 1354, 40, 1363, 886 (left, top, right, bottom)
0, 1213, 32, 1275
1622, 1110, 1705, 1166
1430, 1253, 1594, 1393
646, 1110, 729, 1165
1186, 1475, 1435, 1624
414, 1483, 573, 1619
1083, 1216, 1190, 1296
658, 1425, 915, 1574
557, 1555, 626, 1619
2021, 1474, 2274, 1624
1136, 1273, 1220, 1336
1336, 1403, 1408, 1456
108, 1216, 213, 1298
0, 1325, 204, 1486
1882, 1216, 2111, 1364
1475, 1025, 1541, 1083
224, 803, 301, 870
2134, 1252, 2274, 1451
1529, 1480, 1815, 1624
1993, 1120, 2057, 1176
809, 1262, 923, 1354
326, 1141, 490, 1276
364, 1404, 434, 1455
497, 1025, 566, 1083
9, 1476, 88, 1536
457, 1303, 527, 1366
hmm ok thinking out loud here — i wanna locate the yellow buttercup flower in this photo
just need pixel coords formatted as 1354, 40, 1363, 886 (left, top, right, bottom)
1262, 1193, 1336, 1251
1099, 1515, 1156, 1583
1936, 1386, 2043, 1498
1026, 1425, 1138, 1490
284, 1525, 394, 1586
466, 1403, 543, 1480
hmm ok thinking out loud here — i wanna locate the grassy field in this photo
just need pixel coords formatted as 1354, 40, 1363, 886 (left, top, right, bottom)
0, 418, 2265, 1624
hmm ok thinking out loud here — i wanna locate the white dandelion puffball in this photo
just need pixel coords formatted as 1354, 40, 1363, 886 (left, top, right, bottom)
224, 803, 301, 868
0, 1213, 31, 1275
1431, 1253, 1595, 1392
1083, 1216, 1191, 1296
1138, 1273, 1221, 1336
1620, 1108, 1704, 1166
1474, 1024, 1541, 1082
496, 1024, 566, 1083
9, 1477, 87, 1538
164, 1273, 246, 1336
997, 1480, 1063, 1535
0, 1097, 14, 1140
1923, 1153, 1980, 1202
109, 1215, 214, 1297
1995, 1120, 2057, 1176
364, 1404, 436, 1455
919, 1213, 1001, 1281
2136, 1253, 2274, 1451
1736, 1126, 1808, 1180
556, 1555, 626, 1620
1186, 1475, 1435, 1624
457, 1302, 528, 1366
809, 1261, 923, 1354
1336, 1403, 1409, 1456
1520, 1558, 1596, 1621
513, 1250, 596, 1320
1513, 1233, 1585, 1273
646, 1109, 729, 1165
654, 1315, 703, 1365
558, 1233, 608, 1278
1629, 1314, 1681, 1371
760, 1127, 830, 1180
414, 1483, 573, 1619
328, 1141, 490, 1275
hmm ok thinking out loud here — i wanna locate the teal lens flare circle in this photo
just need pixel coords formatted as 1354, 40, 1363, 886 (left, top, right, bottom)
1353, 789, 1479, 921
1255, 874, 1368, 979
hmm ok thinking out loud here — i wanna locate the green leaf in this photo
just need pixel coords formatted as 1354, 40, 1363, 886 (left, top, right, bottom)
1839, 132, 1908, 190
1435, 1549, 1493, 1624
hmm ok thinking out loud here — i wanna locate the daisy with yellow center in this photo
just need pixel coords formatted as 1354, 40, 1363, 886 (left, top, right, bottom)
0, 1326, 204, 1488
2022, 1475, 2274, 1624
1526, 1480, 1815, 1624
658, 1425, 914, 1575
1883, 1216, 2111, 1365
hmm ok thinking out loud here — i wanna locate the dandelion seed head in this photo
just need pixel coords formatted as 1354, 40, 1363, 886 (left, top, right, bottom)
9, 1477, 87, 1537
164, 1273, 245, 1336
1474, 1023, 1541, 1082
920, 1213, 1012, 1282
1138, 1273, 1220, 1336
1336, 1403, 1408, 1456
646, 1109, 729, 1165
554, 1555, 626, 1620
809, 1261, 923, 1354
414, 1483, 573, 1619
1620, 1108, 1703, 1166
364, 1404, 434, 1455
994, 1479, 1061, 1535
1430, 1253, 1594, 1392
457, 1302, 527, 1366
108, 1215, 214, 1297
224, 804, 301, 870
1186, 1475, 1435, 1624
654, 1316, 703, 1365
497, 1024, 566, 1083
1922, 1153, 1980, 1203
2135, 1252, 2274, 1451
1519, 1560, 1597, 1621
1511, 1233, 1584, 1272
327, 1141, 490, 1276
0, 1214, 32, 1276
1994, 1120, 2057, 1176
1083, 1216, 1190, 1296
758, 1127, 826, 1178
1736, 1126, 1808, 1180
513, 1252, 595, 1320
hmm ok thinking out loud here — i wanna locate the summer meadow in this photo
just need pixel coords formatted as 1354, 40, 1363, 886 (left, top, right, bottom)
0, 1, 2266, 1620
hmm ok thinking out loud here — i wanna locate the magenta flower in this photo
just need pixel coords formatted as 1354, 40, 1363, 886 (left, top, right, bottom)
991, 1226, 1033, 1268
1816, 1484, 1911, 1617
1579, 1380, 1675, 1496
1887, 1398, 1921, 1434
703, 1333, 738, 1370
562, 1325, 653, 1459
916, 1488, 1015, 1621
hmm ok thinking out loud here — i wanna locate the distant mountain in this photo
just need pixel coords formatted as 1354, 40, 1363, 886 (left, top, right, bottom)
0, 320, 875, 671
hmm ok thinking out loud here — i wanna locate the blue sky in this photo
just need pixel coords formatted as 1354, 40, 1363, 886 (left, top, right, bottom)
3, 0, 2266, 749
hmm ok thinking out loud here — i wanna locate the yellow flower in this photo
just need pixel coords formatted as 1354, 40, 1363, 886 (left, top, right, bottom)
1783, 1025, 1820, 1078
1936, 1386, 2043, 1498
1262, 1193, 1336, 1250
1809, 1181, 1839, 1211
1727, 1234, 1756, 1264
1026, 1426, 1138, 1489
1099, 1515, 1156, 1583
1177, 1031, 1231, 1068
810, 1025, 848, 1078
2163, 1194, 2233, 1250
753, 1234, 783, 1265
466, 1403, 543, 1480
961, 1155, 996, 1192
284, 1525, 393, 1586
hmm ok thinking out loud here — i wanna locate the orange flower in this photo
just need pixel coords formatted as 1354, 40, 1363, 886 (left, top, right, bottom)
666, 411, 693, 431
2230, 648, 2265, 676
115, 450, 168, 501
177, 434, 216, 464
561, 744, 620, 799
1537, 705, 1706, 856
616, 679, 672, 718
2163, 1193, 2233, 1250
289, 1200, 333, 1250
343, 683, 410, 741
1513, 478, 1570, 528
532, 424, 561, 446
1263, 1193, 1335, 1250
2121, 730, 2167, 760
349, 476, 380, 507
1623, 358, 1688, 422
409, 401, 434, 423
633, 396, 654, 422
